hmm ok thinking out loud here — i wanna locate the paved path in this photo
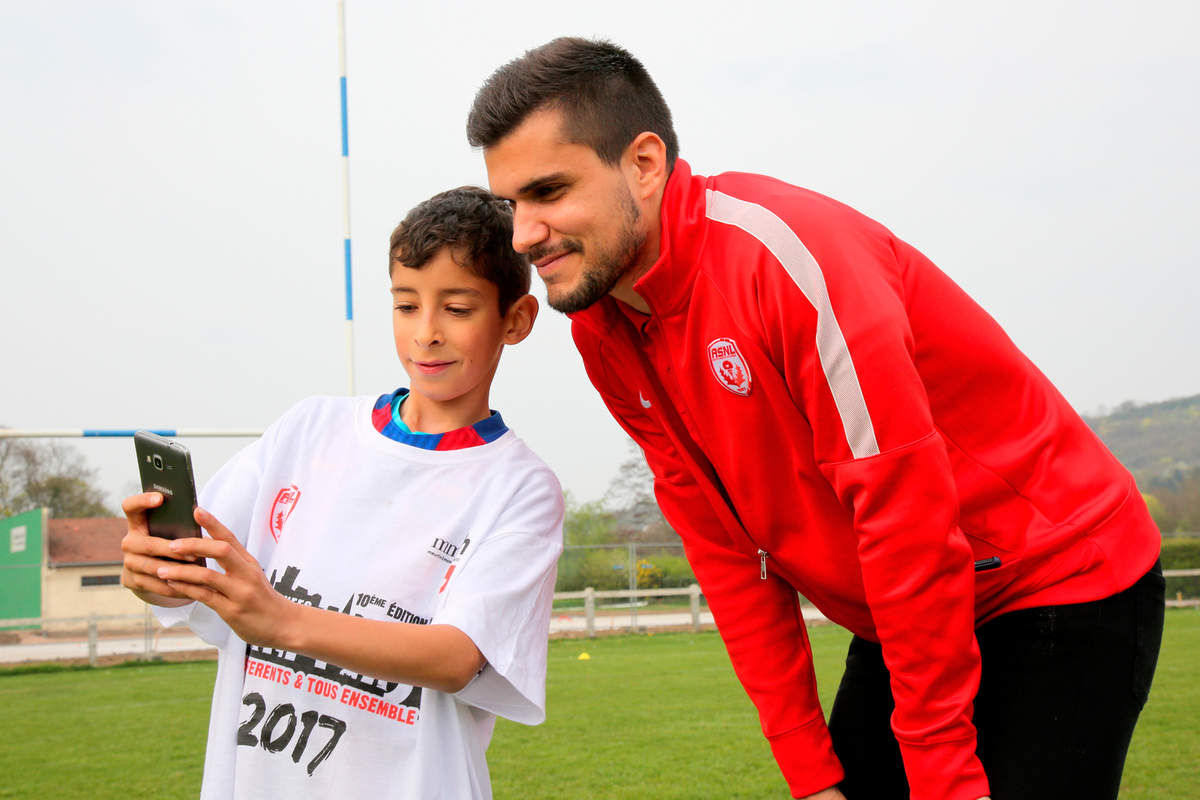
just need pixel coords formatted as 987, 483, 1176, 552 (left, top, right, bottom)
0, 632, 215, 664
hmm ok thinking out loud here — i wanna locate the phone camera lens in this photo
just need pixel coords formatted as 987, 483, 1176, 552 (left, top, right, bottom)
152, 454, 164, 470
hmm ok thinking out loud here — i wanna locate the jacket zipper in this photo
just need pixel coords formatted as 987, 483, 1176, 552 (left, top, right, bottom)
605, 319, 768, 572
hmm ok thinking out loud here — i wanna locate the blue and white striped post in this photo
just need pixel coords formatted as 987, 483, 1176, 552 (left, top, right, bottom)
338, 0, 356, 396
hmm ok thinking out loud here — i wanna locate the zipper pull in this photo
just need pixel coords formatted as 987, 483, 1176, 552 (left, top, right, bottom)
758, 549, 768, 580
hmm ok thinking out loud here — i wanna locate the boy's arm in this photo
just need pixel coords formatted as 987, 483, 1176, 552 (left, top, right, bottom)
157, 507, 485, 693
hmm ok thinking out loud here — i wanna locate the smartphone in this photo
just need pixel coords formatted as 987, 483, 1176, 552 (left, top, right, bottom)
134, 431, 201, 543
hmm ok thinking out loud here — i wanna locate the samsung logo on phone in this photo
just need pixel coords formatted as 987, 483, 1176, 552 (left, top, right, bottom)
152, 484, 175, 497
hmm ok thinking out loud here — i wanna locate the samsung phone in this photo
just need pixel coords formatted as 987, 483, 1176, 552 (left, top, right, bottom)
134, 431, 202, 544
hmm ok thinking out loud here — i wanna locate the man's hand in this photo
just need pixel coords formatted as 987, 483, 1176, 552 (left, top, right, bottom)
121, 492, 192, 607
154, 508, 299, 649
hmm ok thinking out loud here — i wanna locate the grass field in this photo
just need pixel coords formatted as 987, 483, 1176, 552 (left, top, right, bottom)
1, 611, 1196, 798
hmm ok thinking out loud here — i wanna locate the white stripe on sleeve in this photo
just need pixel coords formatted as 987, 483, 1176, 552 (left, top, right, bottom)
705, 188, 880, 459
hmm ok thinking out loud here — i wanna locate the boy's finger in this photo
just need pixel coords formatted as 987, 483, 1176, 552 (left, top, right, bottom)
167, 537, 233, 572
163, 579, 226, 612
124, 551, 182, 577
122, 492, 164, 515
121, 493, 166, 542
155, 560, 227, 590
194, 508, 254, 561
122, 529, 180, 559
123, 567, 187, 599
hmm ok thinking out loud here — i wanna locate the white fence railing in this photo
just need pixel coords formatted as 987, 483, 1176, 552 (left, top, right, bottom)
1163, 567, 1200, 608
3, 572, 1197, 666
554, 584, 706, 638
0, 585, 715, 666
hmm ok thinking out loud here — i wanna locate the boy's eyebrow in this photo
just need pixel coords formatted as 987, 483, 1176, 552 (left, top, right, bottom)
390, 286, 485, 298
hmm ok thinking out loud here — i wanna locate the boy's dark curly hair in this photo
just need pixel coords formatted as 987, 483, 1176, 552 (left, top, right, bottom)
388, 186, 530, 312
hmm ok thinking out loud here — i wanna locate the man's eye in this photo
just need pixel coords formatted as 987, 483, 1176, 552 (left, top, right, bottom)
533, 184, 561, 199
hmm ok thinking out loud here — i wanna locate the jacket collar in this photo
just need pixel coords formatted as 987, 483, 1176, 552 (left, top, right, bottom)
569, 158, 708, 335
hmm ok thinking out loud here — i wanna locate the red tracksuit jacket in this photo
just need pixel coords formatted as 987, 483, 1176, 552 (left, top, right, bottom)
568, 160, 1160, 800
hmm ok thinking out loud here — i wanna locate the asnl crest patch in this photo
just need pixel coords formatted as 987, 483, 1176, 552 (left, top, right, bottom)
707, 337, 752, 396
268, 485, 301, 541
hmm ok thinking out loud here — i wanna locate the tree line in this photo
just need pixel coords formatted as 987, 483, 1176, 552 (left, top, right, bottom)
1141, 469, 1200, 533
5, 404, 1198, 541
0, 434, 111, 519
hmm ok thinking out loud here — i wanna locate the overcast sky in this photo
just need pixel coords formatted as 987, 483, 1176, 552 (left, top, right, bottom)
1, 0, 1196, 513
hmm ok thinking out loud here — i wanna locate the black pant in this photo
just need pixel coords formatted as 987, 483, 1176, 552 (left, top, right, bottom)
828, 561, 1165, 800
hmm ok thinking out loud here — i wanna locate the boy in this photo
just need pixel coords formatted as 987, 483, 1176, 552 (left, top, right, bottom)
121, 186, 564, 800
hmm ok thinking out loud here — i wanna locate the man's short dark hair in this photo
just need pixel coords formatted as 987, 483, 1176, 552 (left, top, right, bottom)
388, 186, 530, 313
467, 37, 678, 169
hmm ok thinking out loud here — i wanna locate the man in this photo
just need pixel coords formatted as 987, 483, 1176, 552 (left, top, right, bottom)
468, 38, 1163, 800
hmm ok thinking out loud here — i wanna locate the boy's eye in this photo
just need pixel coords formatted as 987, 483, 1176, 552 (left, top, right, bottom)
393, 303, 416, 313
446, 306, 472, 317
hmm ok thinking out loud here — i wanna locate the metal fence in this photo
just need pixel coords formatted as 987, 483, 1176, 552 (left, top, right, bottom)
0, 608, 172, 666
555, 542, 694, 592
1165, 568, 1200, 607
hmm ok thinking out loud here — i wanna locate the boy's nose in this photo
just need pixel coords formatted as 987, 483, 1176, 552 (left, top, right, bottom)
414, 315, 443, 347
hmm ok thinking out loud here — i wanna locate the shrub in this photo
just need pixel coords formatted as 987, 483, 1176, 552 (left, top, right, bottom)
1162, 536, 1200, 600
649, 553, 696, 588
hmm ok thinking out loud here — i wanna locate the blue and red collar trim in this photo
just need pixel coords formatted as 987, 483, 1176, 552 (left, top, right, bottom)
371, 388, 507, 451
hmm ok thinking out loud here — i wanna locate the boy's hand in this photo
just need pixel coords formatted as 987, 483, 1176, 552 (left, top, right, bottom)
155, 508, 298, 649
121, 492, 192, 607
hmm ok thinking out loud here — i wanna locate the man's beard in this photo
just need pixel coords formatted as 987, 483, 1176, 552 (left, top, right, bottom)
544, 191, 644, 315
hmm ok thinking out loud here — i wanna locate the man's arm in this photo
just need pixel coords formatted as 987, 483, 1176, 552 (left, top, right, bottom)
572, 322, 845, 798
157, 508, 485, 694
744, 189, 989, 800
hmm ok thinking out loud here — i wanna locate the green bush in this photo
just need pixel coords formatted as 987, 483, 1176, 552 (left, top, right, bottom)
573, 548, 631, 591
554, 548, 587, 592
1162, 537, 1200, 599
557, 546, 697, 592
648, 553, 696, 588
1161, 537, 1200, 567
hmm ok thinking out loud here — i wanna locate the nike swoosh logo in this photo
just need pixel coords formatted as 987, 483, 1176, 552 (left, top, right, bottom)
639, 391, 652, 409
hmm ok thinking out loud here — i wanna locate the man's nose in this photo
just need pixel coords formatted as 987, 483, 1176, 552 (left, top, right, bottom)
511, 204, 549, 254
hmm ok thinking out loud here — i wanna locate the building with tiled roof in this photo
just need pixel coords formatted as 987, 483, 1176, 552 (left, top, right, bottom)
47, 517, 126, 566
2, 510, 148, 631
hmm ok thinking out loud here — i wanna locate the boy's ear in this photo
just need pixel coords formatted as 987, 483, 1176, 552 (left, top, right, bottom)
502, 294, 539, 345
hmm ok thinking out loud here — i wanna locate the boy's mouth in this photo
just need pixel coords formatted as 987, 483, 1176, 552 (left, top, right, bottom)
414, 360, 454, 375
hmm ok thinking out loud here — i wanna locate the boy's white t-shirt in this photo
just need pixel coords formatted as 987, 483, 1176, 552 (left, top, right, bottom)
156, 393, 564, 800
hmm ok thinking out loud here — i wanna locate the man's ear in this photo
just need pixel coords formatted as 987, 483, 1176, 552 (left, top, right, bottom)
625, 131, 669, 203
502, 294, 539, 345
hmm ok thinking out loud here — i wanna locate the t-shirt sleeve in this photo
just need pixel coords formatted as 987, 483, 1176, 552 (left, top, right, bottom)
431, 466, 564, 725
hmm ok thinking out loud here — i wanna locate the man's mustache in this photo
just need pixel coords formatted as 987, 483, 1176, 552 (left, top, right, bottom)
528, 240, 581, 264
